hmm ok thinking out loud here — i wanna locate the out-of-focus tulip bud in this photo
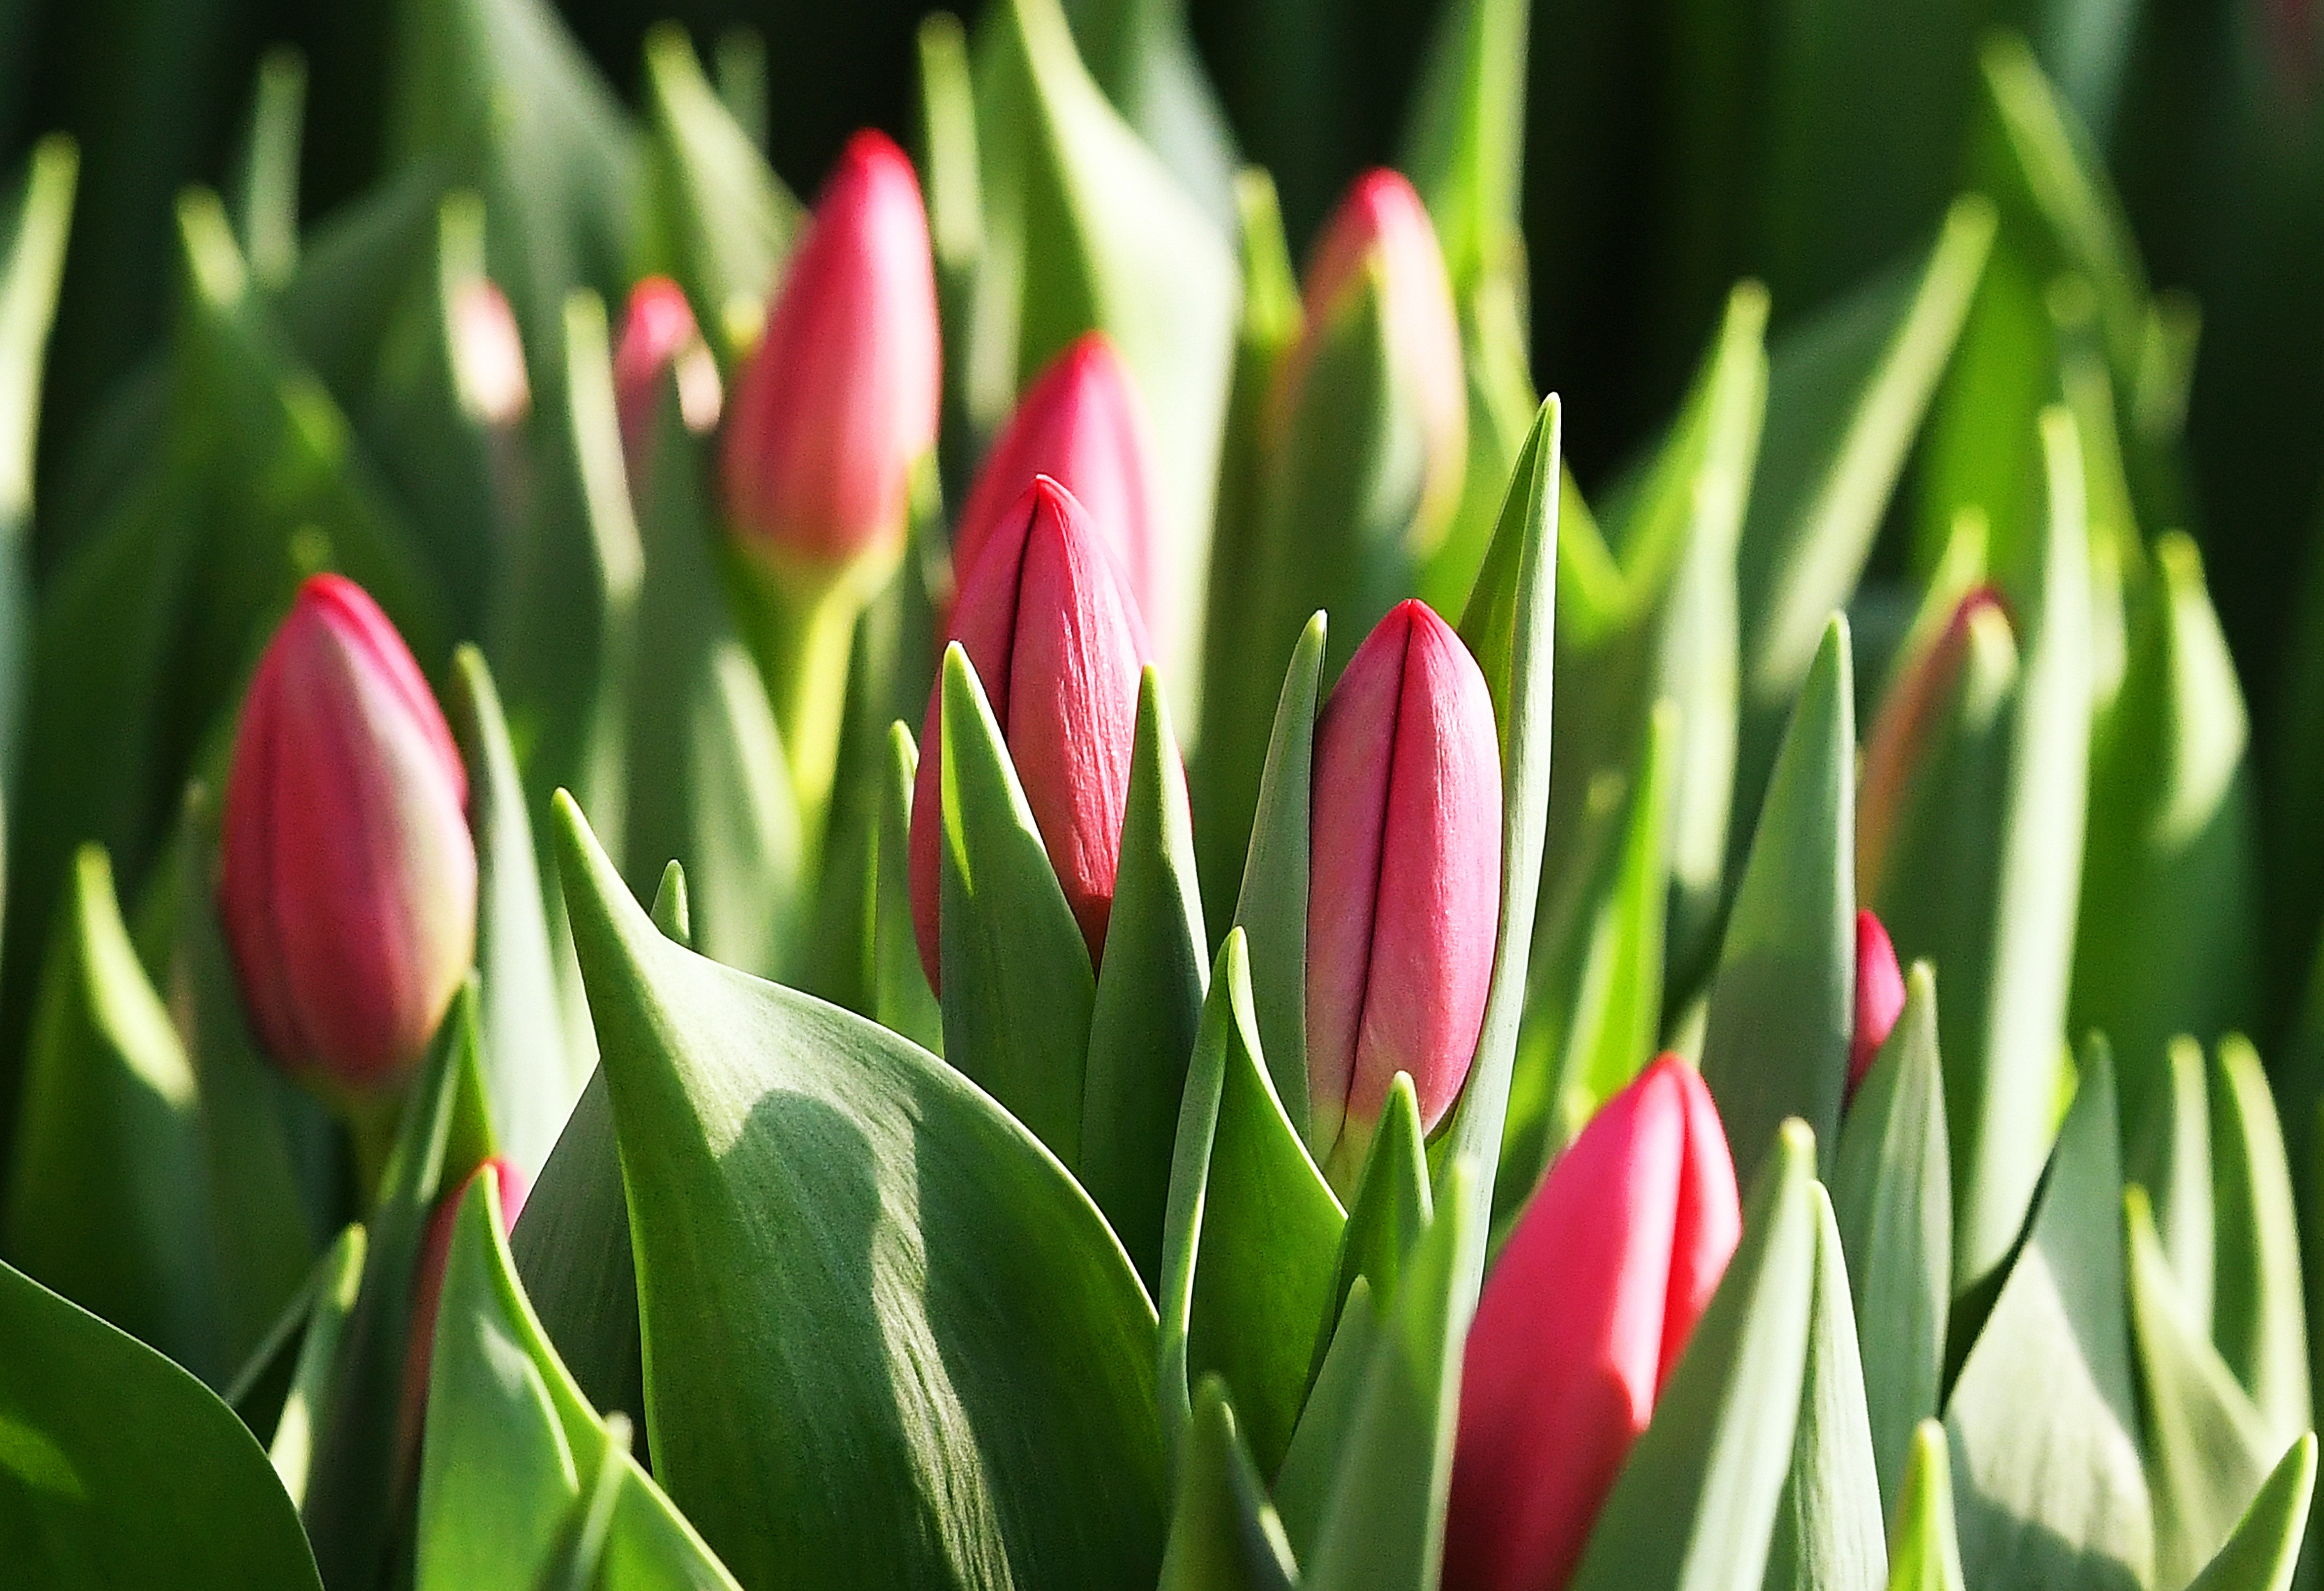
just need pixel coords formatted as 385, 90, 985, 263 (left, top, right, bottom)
1444, 1057, 1742, 1591
218, 574, 477, 1103
1849, 909, 1907, 1096
450, 278, 530, 428
1278, 168, 1467, 538
613, 275, 722, 472
908, 477, 1152, 990
952, 332, 1161, 629
1858, 585, 2013, 895
1304, 599, 1500, 1186
720, 128, 939, 578
398, 1158, 527, 1468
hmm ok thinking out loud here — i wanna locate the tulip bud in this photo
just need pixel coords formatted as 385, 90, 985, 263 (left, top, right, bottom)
908, 477, 1152, 990
720, 128, 940, 576
1279, 169, 1466, 538
613, 275, 722, 474
1849, 909, 1907, 1096
1306, 599, 1500, 1187
952, 332, 1161, 629
218, 574, 477, 1102
1858, 585, 2014, 896
1444, 1058, 1742, 1591
398, 1158, 527, 1470
449, 278, 530, 428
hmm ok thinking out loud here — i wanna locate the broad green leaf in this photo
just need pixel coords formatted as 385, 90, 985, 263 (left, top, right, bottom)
1157, 1375, 1299, 1591
2181, 1434, 2316, 1591
1701, 615, 1856, 1172
551, 790, 1167, 1590
2126, 1185, 2274, 1590
448, 644, 579, 1173
2072, 531, 2258, 1095
263, 1224, 366, 1509
0, 134, 73, 768
1399, 0, 1527, 296
1084, 668, 1208, 1288
1568, 1121, 1821, 1591
1157, 930, 1344, 1475
1762, 1184, 1888, 1591
226, 47, 303, 289
1301, 1160, 1484, 1591
936, 643, 1097, 1165
869, 723, 941, 1051
2207, 1036, 2312, 1449
1944, 1041, 2152, 1591
2122, 1037, 2217, 1338
5, 845, 221, 1377
639, 22, 800, 361
509, 1069, 643, 1434
301, 985, 498, 1591
0, 1257, 323, 1587
1059, 0, 1239, 229
1831, 963, 1952, 1516
1886, 1422, 1968, 1591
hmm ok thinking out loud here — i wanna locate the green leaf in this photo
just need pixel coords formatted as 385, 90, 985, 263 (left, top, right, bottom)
0, 1257, 323, 1587
1323, 1073, 1433, 1362
1568, 1121, 1821, 1591
639, 22, 800, 361
2072, 531, 2258, 1093
2207, 1036, 2312, 1449
2126, 1183, 2274, 1590
2181, 1433, 2316, 1591
917, 10, 985, 509
2122, 1037, 2217, 1339
936, 643, 1097, 1165
1885, 1421, 1968, 1591
1701, 615, 1856, 1173
1157, 1376, 1299, 1591
1831, 962, 1953, 1516
868, 723, 941, 1051
226, 47, 304, 289
509, 1068, 643, 1434
1273, 1273, 1380, 1564
1083, 668, 1208, 1289
301, 985, 498, 1591
0, 133, 74, 764
1944, 1040, 2152, 1591
1399, 0, 1527, 296
1157, 929, 1344, 1476
448, 644, 581, 1174
1059, 0, 1240, 229
262, 1223, 367, 1509
1301, 1160, 1484, 1591
551, 789, 1168, 1590
1762, 1184, 1888, 1591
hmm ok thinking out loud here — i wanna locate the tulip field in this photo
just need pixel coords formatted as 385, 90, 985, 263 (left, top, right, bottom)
1, 0, 2323, 1586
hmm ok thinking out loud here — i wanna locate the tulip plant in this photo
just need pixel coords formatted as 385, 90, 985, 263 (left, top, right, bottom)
0, 0, 2320, 1590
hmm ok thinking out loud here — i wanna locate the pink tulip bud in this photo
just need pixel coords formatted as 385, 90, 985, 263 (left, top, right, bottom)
1858, 585, 2013, 895
1280, 169, 1467, 531
1306, 599, 1500, 1183
721, 128, 940, 574
952, 332, 1161, 628
908, 477, 1153, 991
218, 574, 477, 1101
1849, 909, 1907, 1097
399, 1157, 528, 1472
613, 276, 722, 475
450, 278, 530, 428
1445, 1058, 1742, 1591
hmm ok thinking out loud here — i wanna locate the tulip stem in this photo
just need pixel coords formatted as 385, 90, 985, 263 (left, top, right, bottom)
728, 548, 872, 862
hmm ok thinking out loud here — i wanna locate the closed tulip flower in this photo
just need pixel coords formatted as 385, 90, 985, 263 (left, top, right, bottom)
909, 476, 1152, 989
1306, 599, 1500, 1188
952, 332, 1161, 629
1444, 1058, 1743, 1591
1849, 909, 1907, 1097
218, 574, 476, 1105
721, 128, 939, 578
613, 274, 722, 476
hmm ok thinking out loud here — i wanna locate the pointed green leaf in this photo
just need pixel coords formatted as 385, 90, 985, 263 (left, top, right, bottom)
2181, 1433, 2316, 1591
1084, 668, 1208, 1288
869, 723, 941, 1050
226, 47, 304, 288
1831, 962, 1952, 1516
0, 131, 72, 768
1399, 0, 1527, 294
1569, 1121, 1820, 1591
1886, 1422, 1968, 1591
2124, 1037, 2217, 1338
1062, 0, 1239, 227
2207, 1036, 2311, 1449
1944, 1040, 2152, 1591
509, 1069, 643, 1434
1274, 1274, 1380, 1564
1703, 615, 1856, 1172
1158, 1376, 1299, 1591
1323, 1073, 1432, 1359
937, 643, 1097, 1164
1762, 1184, 1888, 1591
551, 790, 1166, 1590
1157, 930, 1344, 1475
261, 1223, 367, 1509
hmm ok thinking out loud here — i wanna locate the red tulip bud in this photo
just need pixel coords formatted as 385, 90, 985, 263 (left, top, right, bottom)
1306, 599, 1500, 1185
721, 129, 939, 574
399, 1158, 528, 1474
614, 275, 722, 475
219, 575, 476, 1101
1281, 169, 1466, 530
909, 477, 1153, 990
450, 278, 530, 428
1849, 909, 1907, 1097
1445, 1058, 1742, 1591
1859, 585, 2013, 895
953, 332, 1161, 629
